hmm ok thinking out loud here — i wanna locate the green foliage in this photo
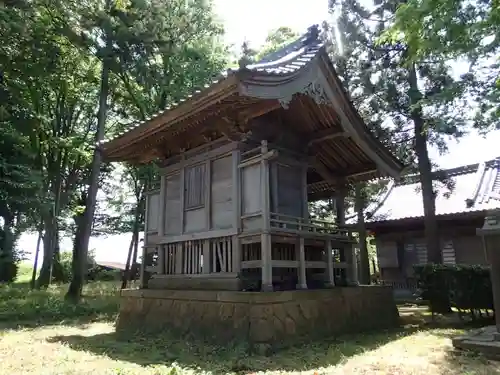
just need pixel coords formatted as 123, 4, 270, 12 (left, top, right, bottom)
414, 264, 493, 316
91, 268, 121, 281
1, 0, 229, 293
58, 249, 107, 283
381, 0, 499, 130
326, 0, 474, 262
255, 26, 299, 60
0, 281, 120, 324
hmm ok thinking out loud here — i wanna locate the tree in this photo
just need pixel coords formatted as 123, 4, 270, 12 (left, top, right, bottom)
233, 27, 299, 68
65, 0, 228, 300
66, 0, 113, 302
256, 26, 299, 59
0, 1, 101, 283
327, 0, 469, 269
381, 0, 499, 130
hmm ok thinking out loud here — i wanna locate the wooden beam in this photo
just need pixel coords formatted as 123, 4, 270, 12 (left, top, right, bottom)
347, 168, 378, 180
217, 117, 252, 142
307, 128, 348, 147
309, 157, 339, 186
238, 99, 281, 125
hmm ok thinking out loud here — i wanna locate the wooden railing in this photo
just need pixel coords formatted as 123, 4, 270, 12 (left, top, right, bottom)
145, 236, 234, 276
209, 236, 234, 273
269, 213, 351, 238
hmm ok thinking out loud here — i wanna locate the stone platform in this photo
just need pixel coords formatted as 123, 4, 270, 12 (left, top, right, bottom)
116, 286, 399, 346
453, 326, 500, 360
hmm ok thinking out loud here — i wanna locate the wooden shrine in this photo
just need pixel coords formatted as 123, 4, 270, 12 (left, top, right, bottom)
102, 25, 403, 345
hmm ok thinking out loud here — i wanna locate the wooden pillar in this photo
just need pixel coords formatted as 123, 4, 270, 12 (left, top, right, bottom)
157, 245, 165, 275
175, 243, 183, 274
205, 159, 212, 231
335, 183, 351, 284
296, 237, 307, 289
260, 140, 273, 291
301, 164, 309, 219
355, 182, 370, 284
139, 244, 148, 288
232, 149, 241, 273
261, 233, 273, 291
202, 239, 211, 274
232, 237, 241, 273
179, 159, 185, 234
326, 239, 334, 287
351, 244, 359, 284
140, 197, 150, 289
477, 211, 500, 335
158, 176, 166, 237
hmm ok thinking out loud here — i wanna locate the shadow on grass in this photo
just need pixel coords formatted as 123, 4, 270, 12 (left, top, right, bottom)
443, 347, 500, 374
47, 326, 425, 374
0, 281, 121, 330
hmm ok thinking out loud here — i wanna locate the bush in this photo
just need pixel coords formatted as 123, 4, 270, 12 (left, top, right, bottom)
414, 264, 493, 318
58, 250, 100, 283
88, 268, 121, 281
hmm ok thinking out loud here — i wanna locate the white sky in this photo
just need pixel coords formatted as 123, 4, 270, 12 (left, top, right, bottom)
18, 0, 500, 265
215, 0, 328, 49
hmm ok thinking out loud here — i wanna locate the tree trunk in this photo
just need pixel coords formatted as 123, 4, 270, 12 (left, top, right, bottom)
409, 63, 450, 314
131, 229, 140, 280
132, 197, 145, 280
355, 183, 370, 285
0, 209, 17, 283
122, 194, 144, 288
66, 38, 111, 303
37, 216, 56, 288
408, 64, 442, 265
70, 205, 86, 284
51, 230, 65, 282
30, 225, 43, 289
121, 231, 136, 290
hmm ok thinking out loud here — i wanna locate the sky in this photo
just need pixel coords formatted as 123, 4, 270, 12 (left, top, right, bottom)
17, 0, 500, 265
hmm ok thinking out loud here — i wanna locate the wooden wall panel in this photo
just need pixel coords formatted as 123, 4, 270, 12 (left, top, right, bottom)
184, 207, 205, 233
147, 193, 160, 233
164, 173, 182, 235
211, 155, 233, 229
242, 164, 261, 215
275, 163, 303, 217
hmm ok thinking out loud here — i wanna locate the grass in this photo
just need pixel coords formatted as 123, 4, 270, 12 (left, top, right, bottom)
1, 279, 499, 374
0, 280, 121, 326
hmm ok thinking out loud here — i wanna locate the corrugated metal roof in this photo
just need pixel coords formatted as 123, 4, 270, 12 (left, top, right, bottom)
365, 158, 500, 223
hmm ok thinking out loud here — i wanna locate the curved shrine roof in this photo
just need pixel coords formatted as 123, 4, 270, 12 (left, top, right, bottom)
101, 25, 405, 194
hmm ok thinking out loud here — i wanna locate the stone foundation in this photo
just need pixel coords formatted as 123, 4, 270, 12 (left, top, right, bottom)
116, 286, 399, 346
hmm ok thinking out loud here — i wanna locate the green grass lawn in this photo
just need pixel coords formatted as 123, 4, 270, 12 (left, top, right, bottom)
1, 277, 499, 374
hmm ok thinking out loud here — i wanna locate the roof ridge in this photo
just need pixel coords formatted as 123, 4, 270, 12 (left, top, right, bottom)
396, 157, 500, 186
250, 24, 321, 67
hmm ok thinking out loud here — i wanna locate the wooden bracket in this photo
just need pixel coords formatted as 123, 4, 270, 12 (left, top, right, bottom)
307, 128, 348, 148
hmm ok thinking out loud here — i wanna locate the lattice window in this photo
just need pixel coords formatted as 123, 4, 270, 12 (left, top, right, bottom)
184, 164, 205, 209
